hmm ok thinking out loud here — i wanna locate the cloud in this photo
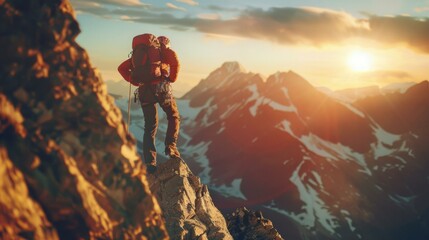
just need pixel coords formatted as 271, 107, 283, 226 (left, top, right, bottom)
415, 7, 429, 12
197, 13, 220, 20
206, 5, 240, 12
70, 2, 429, 54
166, 3, 186, 11
104, 0, 145, 6
121, 7, 370, 45
192, 7, 429, 53
120, 15, 131, 20
71, 0, 148, 7
367, 15, 429, 53
71, 1, 101, 8
72, 1, 112, 17
192, 7, 371, 46
176, 0, 198, 6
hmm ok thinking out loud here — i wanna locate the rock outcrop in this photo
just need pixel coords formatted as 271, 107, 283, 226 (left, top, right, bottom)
147, 158, 233, 240
0, 1, 285, 240
0, 0, 167, 239
226, 207, 284, 240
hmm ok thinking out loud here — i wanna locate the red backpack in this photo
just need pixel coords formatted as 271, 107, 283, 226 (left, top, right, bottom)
130, 33, 161, 85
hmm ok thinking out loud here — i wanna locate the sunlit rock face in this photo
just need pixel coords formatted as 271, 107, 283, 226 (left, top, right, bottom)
0, 0, 168, 239
147, 158, 233, 240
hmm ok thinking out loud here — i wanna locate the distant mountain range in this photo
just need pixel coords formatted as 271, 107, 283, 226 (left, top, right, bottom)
319, 82, 416, 102
107, 68, 416, 102
105, 79, 132, 97
114, 62, 429, 240
105, 77, 193, 98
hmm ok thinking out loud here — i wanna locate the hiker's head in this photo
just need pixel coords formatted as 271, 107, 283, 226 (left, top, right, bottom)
158, 36, 170, 48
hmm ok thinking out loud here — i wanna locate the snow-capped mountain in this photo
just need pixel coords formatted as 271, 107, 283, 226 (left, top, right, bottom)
114, 62, 429, 240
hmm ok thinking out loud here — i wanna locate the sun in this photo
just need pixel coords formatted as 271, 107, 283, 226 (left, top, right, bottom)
347, 50, 373, 72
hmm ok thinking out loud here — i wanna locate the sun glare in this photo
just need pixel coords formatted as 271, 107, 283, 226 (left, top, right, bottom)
347, 50, 373, 72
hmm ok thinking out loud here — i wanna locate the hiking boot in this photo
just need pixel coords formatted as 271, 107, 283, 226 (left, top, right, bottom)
146, 163, 157, 174
165, 144, 180, 158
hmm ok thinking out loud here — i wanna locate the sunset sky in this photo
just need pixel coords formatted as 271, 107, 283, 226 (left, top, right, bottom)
70, 0, 429, 96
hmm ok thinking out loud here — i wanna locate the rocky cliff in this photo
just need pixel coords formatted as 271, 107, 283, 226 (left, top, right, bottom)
146, 158, 285, 240
147, 158, 233, 240
0, 1, 286, 239
0, 0, 167, 239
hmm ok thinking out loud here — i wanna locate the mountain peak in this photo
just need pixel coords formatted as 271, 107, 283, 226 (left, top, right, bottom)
266, 70, 310, 87
220, 61, 246, 73
404, 80, 428, 96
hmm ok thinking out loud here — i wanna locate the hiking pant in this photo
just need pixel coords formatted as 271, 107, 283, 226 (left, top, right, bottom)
140, 85, 180, 164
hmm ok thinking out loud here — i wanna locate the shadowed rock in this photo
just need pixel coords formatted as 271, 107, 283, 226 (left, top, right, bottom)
226, 207, 284, 240
0, 0, 168, 239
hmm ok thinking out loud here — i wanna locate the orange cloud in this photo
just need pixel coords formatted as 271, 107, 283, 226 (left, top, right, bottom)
166, 2, 186, 11
72, 3, 429, 54
195, 7, 370, 46
176, 0, 198, 6
71, 0, 148, 7
368, 15, 429, 53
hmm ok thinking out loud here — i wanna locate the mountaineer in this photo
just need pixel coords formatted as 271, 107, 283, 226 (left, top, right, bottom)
118, 34, 181, 173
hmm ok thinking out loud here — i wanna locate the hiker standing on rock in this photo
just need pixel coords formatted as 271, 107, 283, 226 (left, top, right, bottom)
118, 34, 181, 173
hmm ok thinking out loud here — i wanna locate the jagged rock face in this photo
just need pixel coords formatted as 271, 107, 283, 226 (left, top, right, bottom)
147, 158, 233, 240
226, 207, 283, 240
0, 0, 168, 239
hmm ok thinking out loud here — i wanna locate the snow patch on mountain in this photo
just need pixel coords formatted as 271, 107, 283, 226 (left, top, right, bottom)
269, 101, 296, 113
341, 210, 357, 233
277, 120, 372, 175
211, 178, 247, 200
249, 98, 296, 117
311, 171, 323, 187
337, 101, 366, 118
184, 141, 247, 199
290, 161, 339, 234
220, 103, 241, 119
246, 84, 262, 116
177, 99, 207, 121
185, 141, 212, 184
389, 194, 417, 207
265, 161, 339, 235
217, 123, 226, 134
247, 85, 297, 117
179, 97, 217, 127
369, 122, 417, 172
300, 134, 344, 161
276, 120, 294, 134
370, 123, 402, 159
